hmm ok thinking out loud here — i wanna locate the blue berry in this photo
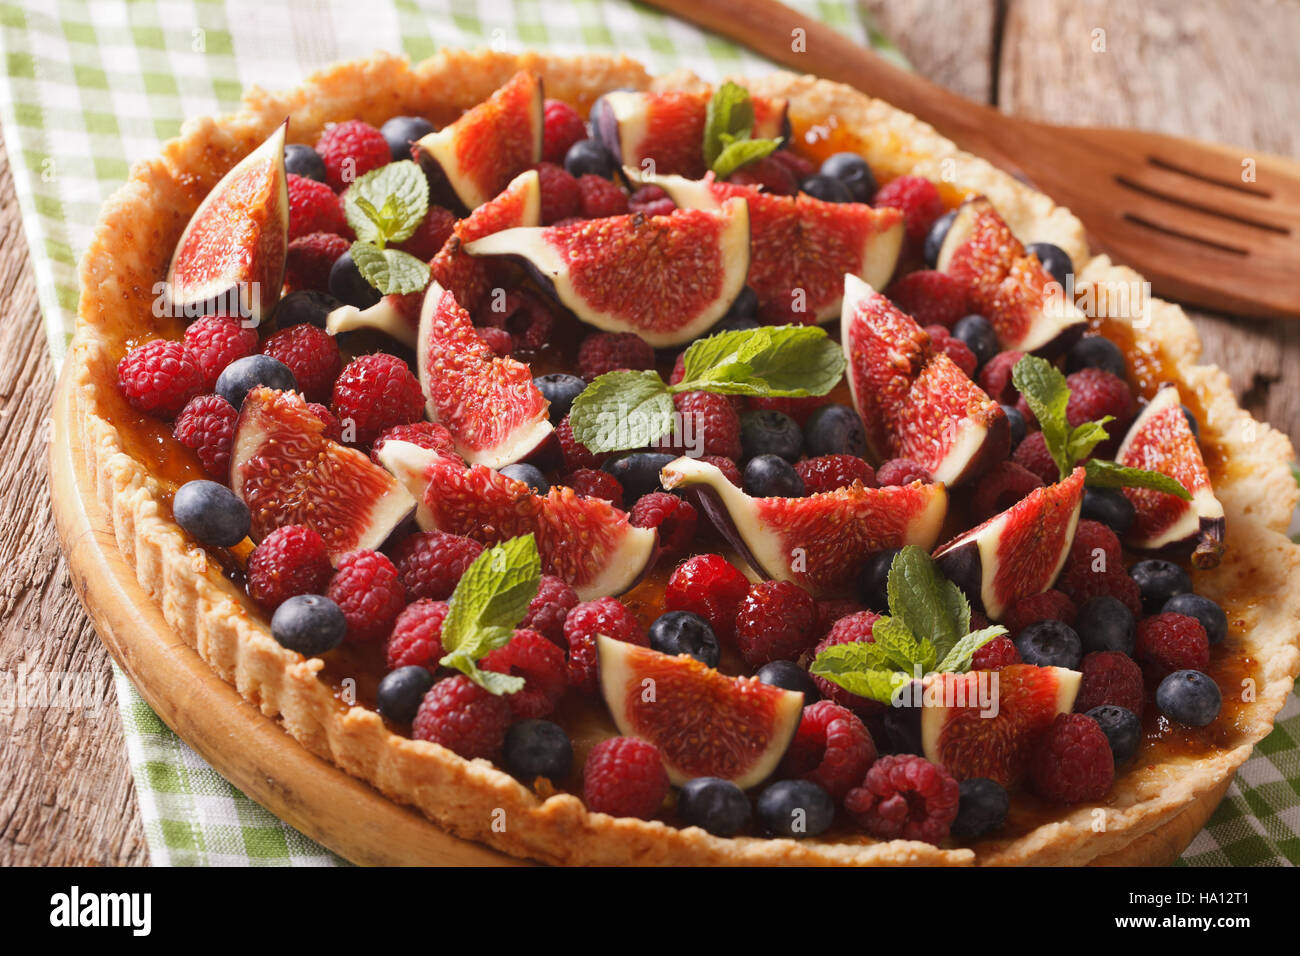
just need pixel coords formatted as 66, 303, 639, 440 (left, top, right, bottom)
503, 719, 573, 782
859, 548, 900, 612
499, 463, 549, 494
819, 152, 876, 203
1075, 595, 1136, 655
923, 208, 957, 267
756, 779, 835, 838
1066, 334, 1126, 379
1086, 704, 1142, 765
329, 250, 382, 309
743, 454, 805, 497
273, 289, 342, 328
1081, 487, 1136, 535
756, 660, 821, 704
284, 143, 326, 182
648, 610, 720, 667
1002, 404, 1027, 448
215, 354, 296, 409
380, 115, 436, 162
802, 403, 867, 458
883, 701, 923, 755
1156, 669, 1222, 727
951, 777, 1009, 839
534, 372, 586, 424
1026, 241, 1072, 289
1162, 593, 1227, 645
270, 593, 346, 656
376, 665, 436, 723
564, 138, 616, 179
602, 451, 677, 502
740, 409, 803, 461
678, 777, 752, 837
1130, 559, 1192, 614
1013, 620, 1082, 669
951, 314, 999, 369
799, 173, 853, 203
172, 479, 251, 547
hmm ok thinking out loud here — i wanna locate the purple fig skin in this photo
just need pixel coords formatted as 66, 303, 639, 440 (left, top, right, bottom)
413, 143, 469, 217
933, 540, 987, 614
1026, 321, 1086, 359
521, 429, 563, 472
588, 95, 621, 162
948, 409, 1012, 486
684, 486, 778, 580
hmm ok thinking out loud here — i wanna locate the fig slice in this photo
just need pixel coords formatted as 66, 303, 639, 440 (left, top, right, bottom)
166, 121, 289, 325
597, 636, 804, 788
920, 664, 1080, 787
414, 71, 542, 212
1114, 383, 1225, 567
463, 199, 752, 347
230, 387, 415, 560
841, 274, 1009, 485
643, 171, 904, 323
936, 197, 1086, 355
326, 290, 423, 348
415, 280, 552, 469
377, 440, 657, 599
660, 457, 948, 596
933, 467, 1085, 620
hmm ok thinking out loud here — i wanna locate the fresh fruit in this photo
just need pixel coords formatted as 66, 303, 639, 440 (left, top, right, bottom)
971, 635, 1021, 670
1156, 670, 1222, 727
872, 175, 944, 246
733, 580, 818, 667
380, 115, 436, 162
259, 323, 340, 403
628, 492, 697, 554
1075, 595, 1137, 655
663, 553, 751, 644
270, 594, 347, 656
951, 777, 1010, 839
742, 454, 804, 498
801, 404, 867, 459
662, 456, 948, 595
541, 99, 586, 164
563, 468, 623, 507
1080, 486, 1136, 535
779, 699, 877, 800
533, 373, 587, 423
1001, 589, 1077, 637
1002, 404, 1027, 446
391, 530, 484, 601
819, 151, 877, 202
1012, 431, 1060, 484
288, 173, 349, 240
886, 269, 971, 329
576, 330, 655, 381
810, 612, 884, 715
369, 421, 458, 465
481, 628, 568, 719
1066, 334, 1127, 379
1065, 367, 1134, 434
924, 325, 978, 377
166, 123, 288, 325
858, 549, 899, 611
970, 461, 1044, 523
1025, 241, 1073, 289
598, 636, 803, 787
503, 719, 573, 783
1135, 612, 1209, 680
283, 143, 325, 182
800, 174, 852, 203
677, 777, 752, 837
1014, 620, 1083, 670
582, 736, 671, 819
1163, 592, 1228, 645
1029, 712, 1114, 803
274, 288, 340, 328
385, 599, 449, 671
173, 394, 239, 478
1075, 651, 1144, 715
875, 458, 934, 486
328, 250, 380, 309
756, 660, 821, 703
564, 137, 618, 179
172, 479, 251, 547
284, 231, 350, 293
671, 390, 742, 460
739, 409, 804, 462
1087, 704, 1142, 765
316, 120, 390, 192
601, 450, 676, 500
215, 353, 296, 409
246, 524, 333, 609
117, 339, 206, 418
923, 209, 957, 267
500, 463, 549, 494
412, 674, 512, 760
375, 666, 437, 724
326, 548, 406, 644
1114, 384, 1225, 567
1130, 558, 1193, 613
331, 352, 424, 447
756, 779, 835, 838
183, 314, 260, 392
534, 160, 581, 223
648, 610, 720, 668
844, 753, 960, 844
932, 467, 1085, 619
794, 454, 875, 494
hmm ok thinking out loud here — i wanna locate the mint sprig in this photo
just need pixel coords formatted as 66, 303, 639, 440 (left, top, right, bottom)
343, 160, 432, 296
703, 82, 783, 180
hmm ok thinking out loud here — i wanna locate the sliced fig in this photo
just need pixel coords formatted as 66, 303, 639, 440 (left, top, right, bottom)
920, 664, 1080, 787
660, 457, 948, 596
933, 467, 1085, 620
166, 122, 288, 325
841, 274, 1008, 485
463, 200, 751, 347
414, 71, 543, 211
597, 636, 803, 788
377, 440, 656, 599
1115, 384, 1225, 567
326, 290, 423, 348
936, 197, 1086, 355
230, 387, 415, 560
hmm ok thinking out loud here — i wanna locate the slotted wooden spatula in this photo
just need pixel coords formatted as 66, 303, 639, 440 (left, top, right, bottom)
642, 0, 1300, 320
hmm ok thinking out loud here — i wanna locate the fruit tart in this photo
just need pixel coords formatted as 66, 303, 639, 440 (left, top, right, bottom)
63, 49, 1300, 866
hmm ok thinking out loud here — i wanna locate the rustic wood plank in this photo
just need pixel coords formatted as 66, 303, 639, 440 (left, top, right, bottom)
863, 0, 999, 103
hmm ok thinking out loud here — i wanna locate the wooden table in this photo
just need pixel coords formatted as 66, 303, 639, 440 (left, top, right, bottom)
2, 0, 1297, 866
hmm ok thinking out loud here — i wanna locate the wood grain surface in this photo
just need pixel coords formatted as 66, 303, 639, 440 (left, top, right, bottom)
2, 0, 1298, 865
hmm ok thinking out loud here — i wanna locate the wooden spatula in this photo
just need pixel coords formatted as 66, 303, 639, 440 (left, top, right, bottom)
641, 0, 1300, 320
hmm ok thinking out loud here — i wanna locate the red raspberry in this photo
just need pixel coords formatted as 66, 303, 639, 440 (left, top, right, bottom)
284, 231, 350, 293
671, 390, 742, 460
482, 628, 568, 719
576, 174, 629, 219
970, 461, 1043, 523
245, 524, 333, 610
925, 324, 978, 377
700, 455, 742, 487
117, 339, 205, 418
385, 599, 450, 671
519, 575, 579, 646
479, 288, 555, 352
577, 331, 655, 382
1058, 565, 1143, 619
769, 149, 816, 181
556, 416, 605, 471
814, 598, 869, 641
971, 634, 1021, 670
535, 161, 581, 224
978, 350, 1025, 404
391, 530, 485, 601
1135, 612, 1209, 682
1065, 519, 1123, 576
1001, 589, 1078, 637
564, 597, 647, 694
308, 402, 342, 441
758, 293, 818, 326
734, 580, 818, 667
1065, 367, 1134, 430
326, 549, 406, 644
873, 175, 944, 246
664, 554, 750, 644
369, 421, 458, 465
1015, 393, 1037, 429
259, 323, 341, 403
875, 458, 933, 486
1011, 431, 1059, 485
173, 394, 238, 478
582, 736, 669, 819
315, 119, 390, 192
779, 700, 878, 800
1029, 712, 1114, 803
475, 325, 514, 357
844, 753, 960, 844
395, 205, 456, 261
331, 353, 424, 446
287, 173, 349, 239
542, 100, 587, 164
810, 612, 884, 715
727, 155, 797, 196
563, 468, 623, 507
1075, 650, 1145, 715
629, 492, 697, 555
886, 270, 969, 328
412, 674, 511, 760
795, 454, 876, 494
747, 395, 823, 425
627, 184, 676, 217
182, 314, 259, 392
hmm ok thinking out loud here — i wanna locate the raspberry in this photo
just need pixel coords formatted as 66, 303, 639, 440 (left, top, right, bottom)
287, 173, 349, 239
394, 205, 456, 261
1065, 520, 1123, 576
769, 149, 816, 181
758, 293, 818, 327
628, 184, 676, 217
886, 270, 970, 328
325, 549, 406, 644
542, 99, 587, 164
978, 350, 1025, 404
284, 231, 350, 293
391, 530, 485, 601
556, 416, 605, 471
173, 394, 238, 478
479, 288, 555, 352
535, 161, 581, 224
1029, 712, 1114, 803
700, 455, 742, 487
482, 628, 568, 719
875, 458, 933, 486
259, 323, 341, 403
369, 421, 458, 465
564, 597, 647, 694
814, 598, 869, 641
412, 674, 511, 760
1011, 431, 1058, 484
970, 461, 1044, 522
734, 580, 818, 667
629, 492, 697, 555
182, 314, 260, 392
331, 353, 423, 446
844, 753, 960, 843
780, 700, 878, 800
671, 390, 742, 460
747, 395, 823, 425
1015, 393, 1037, 429
475, 325, 513, 356
245, 524, 332, 609
582, 736, 669, 819
563, 468, 624, 507
810, 612, 884, 715
576, 174, 629, 219
1135, 612, 1209, 681
117, 339, 205, 418
1059, 565, 1143, 619
1075, 650, 1144, 715
727, 155, 797, 196
577, 331, 655, 381
1065, 367, 1134, 430
519, 575, 579, 646
664, 554, 750, 644
385, 599, 450, 671
795, 454, 876, 494
971, 635, 1021, 670
925, 325, 978, 377
1001, 589, 1077, 637
308, 402, 342, 441
315, 119, 390, 192
873, 175, 944, 246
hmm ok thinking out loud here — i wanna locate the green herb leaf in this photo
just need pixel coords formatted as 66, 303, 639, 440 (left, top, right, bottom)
344, 160, 429, 246
808, 643, 910, 704
349, 242, 431, 296
1012, 355, 1072, 480
567, 370, 676, 455
1065, 417, 1114, 466
1084, 459, 1192, 500
886, 545, 969, 661
936, 626, 1008, 673
703, 81, 756, 167
712, 138, 782, 180
867, 616, 927, 672
676, 325, 845, 397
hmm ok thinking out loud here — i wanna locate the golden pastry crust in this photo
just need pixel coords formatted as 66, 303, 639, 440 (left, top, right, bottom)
66, 49, 1300, 866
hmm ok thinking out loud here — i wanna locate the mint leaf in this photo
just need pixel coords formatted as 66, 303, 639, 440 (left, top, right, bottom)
886, 545, 968, 661
865, 616, 925, 671
936, 626, 1008, 673
350, 242, 430, 296
568, 370, 675, 454
1012, 355, 1072, 480
808, 643, 909, 704
344, 160, 428, 246
703, 81, 755, 167
676, 325, 845, 397
1084, 459, 1192, 500
1066, 417, 1114, 465
712, 138, 782, 180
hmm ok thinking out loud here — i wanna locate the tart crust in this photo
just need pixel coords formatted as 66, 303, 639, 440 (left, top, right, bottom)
66, 49, 1300, 866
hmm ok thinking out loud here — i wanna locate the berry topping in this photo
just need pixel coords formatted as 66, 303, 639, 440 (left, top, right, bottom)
1075, 650, 1145, 715
1064, 367, 1134, 432
1029, 713, 1114, 803
563, 467, 624, 507
802, 403, 868, 458
565, 137, 618, 180
576, 173, 630, 218
394, 205, 457, 261
330, 353, 424, 447
283, 143, 326, 182
799, 172, 852, 203
412, 674, 512, 760
970, 461, 1044, 523
924, 324, 978, 378
756, 659, 822, 703
246, 524, 333, 610
739, 408, 804, 462
519, 574, 579, 647
173, 394, 239, 479
534, 161, 581, 224
809, 611, 883, 715
375, 665, 436, 724
951, 314, 999, 369
664, 553, 751, 644
328, 250, 380, 308
875, 458, 933, 486
315, 119, 390, 192
1075, 595, 1137, 656
284, 231, 351, 293
1013, 619, 1083, 670
756, 779, 835, 838
743, 454, 805, 497
1087, 704, 1142, 765
481, 628, 568, 719
369, 420, 458, 464
629, 491, 698, 555
1001, 589, 1078, 638
844, 753, 960, 844
1155, 669, 1222, 727
118, 339, 206, 418
601, 450, 674, 500
534, 372, 587, 424
270, 594, 346, 656
873, 175, 944, 246
1135, 612, 1209, 681
677, 777, 752, 837
780, 700, 878, 800
287, 173, 349, 239
734, 580, 818, 667
672, 390, 742, 460
582, 736, 670, 819
259, 323, 341, 403
977, 350, 1024, 404
577, 331, 655, 381
1162, 592, 1228, 645
542, 99, 587, 164
886, 270, 970, 329
819, 151, 876, 202
503, 719, 574, 783
1066, 334, 1127, 379
385, 598, 450, 672
325, 548, 406, 644
564, 597, 647, 694
970, 635, 1021, 670
951, 777, 1010, 839
182, 314, 259, 392
647, 610, 720, 667
627, 183, 676, 217
1129, 558, 1192, 614
379, 115, 436, 162
172, 479, 250, 548
215, 354, 296, 409
794, 454, 876, 494
1058, 564, 1143, 619
499, 462, 549, 494
391, 530, 485, 601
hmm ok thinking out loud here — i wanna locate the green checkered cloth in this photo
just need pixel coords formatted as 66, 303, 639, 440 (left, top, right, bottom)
2, 0, 1295, 867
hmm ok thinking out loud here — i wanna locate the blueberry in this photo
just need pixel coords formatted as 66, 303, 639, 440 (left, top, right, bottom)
380, 115, 436, 162
1026, 241, 1073, 289
951, 777, 1009, 839
882, 702, 923, 755
1130, 559, 1192, 614
1156, 669, 1222, 727
1013, 620, 1082, 669
711, 315, 761, 335
719, 285, 759, 323
215, 354, 297, 408
602, 451, 677, 502
564, 138, 616, 179
923, 208, 957, 267
270, 594, 346, 656
740, 409, 803, 462
273, 289, 342, 328
803, 403, 867, 458
284, 143, 326, 182
799, 173, 853, 203
172, 479, 251, 547
499, 462, 549, 494
649, 610, 720, 667
1075, 595, 1136, 655
376, 666, 436, 724
756, 779, 835, 838
1002, 404, 1027, 448
743, 454, 804, 497
1065, 334, 1127, 379
859, 549, 900, 612
1162, 593, 1228, 645
1080, 487, 1136, 535
819, 152, 876, 203
678, 777, 752, 837
951, 314, 999, 370
503, 719, 574, 782
329, 250, 382, 309
1086, 704, 1142, 765
1182, 405, 1200, 439
533, 372, 586, 424
756, 660, 821, 704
